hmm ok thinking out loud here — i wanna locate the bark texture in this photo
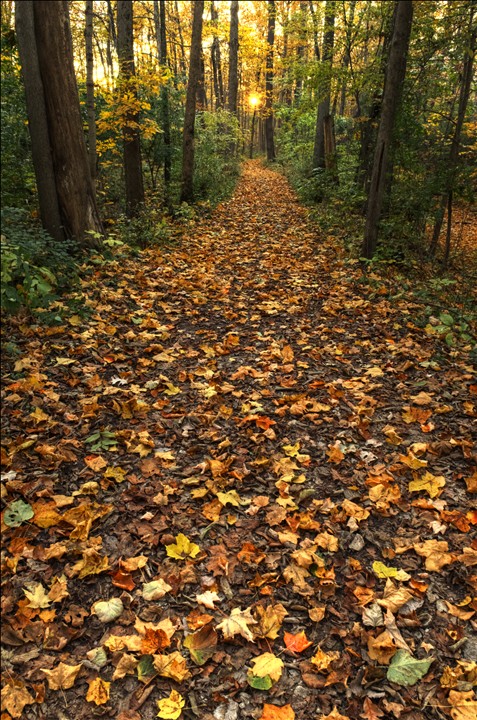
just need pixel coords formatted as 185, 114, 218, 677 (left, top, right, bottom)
117, 0, 144, 217
362, 1, 414, 259
180, 0, 205, 204
17, 0, 103, 247
265, 0, 276, 162
228, 0, 239, 114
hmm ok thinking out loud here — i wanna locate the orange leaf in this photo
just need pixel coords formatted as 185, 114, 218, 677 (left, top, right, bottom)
260, 704, 295, 720
284, 630, 313, 653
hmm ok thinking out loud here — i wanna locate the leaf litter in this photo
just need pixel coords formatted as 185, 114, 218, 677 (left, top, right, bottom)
1, 161, 476, 719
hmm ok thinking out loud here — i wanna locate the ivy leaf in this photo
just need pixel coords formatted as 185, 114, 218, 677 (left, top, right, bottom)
386, 650, 433, 686
4, 499, 34, 527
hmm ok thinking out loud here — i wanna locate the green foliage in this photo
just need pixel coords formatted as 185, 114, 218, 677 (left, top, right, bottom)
193, 110, 242, 202
85, 429, 118, 452
1, 208, 79, 314
0, 30, 35, 207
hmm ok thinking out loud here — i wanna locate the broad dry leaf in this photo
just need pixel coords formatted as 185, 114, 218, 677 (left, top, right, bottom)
260, 704, 295, 720
283, 630, 313, 653
409, 471, 446, 498
311, 647, 340, 672
86, 677, 110, 705
156, 689, 185, 719
250, 652, 284, 682
153, 651, 190, 682
367, 630, 397, 664
413, 540, 454, 571
253, 603, 288, 639
165, 533, 200, 560
0, 682, 35, 718
216, 606, 257, 641
449, 690, 477, 720
41, 662, 82, 690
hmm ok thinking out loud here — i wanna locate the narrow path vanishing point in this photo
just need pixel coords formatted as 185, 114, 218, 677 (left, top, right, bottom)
2, 160, 475, 720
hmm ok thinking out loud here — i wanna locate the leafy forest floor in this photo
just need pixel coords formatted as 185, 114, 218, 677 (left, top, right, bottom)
1, 161, 476, 720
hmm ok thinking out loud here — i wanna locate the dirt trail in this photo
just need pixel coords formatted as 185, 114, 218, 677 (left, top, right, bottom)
2, 161, 475, 720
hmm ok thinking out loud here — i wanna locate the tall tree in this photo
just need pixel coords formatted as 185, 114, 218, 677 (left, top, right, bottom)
362, 0, 414, 259
228, 0, 239, 114
85, 0, 97, 183
265, 0, 276, 162
15, 0, 102, 247
312, 0, 336, 171
211, 0, 225, 110
430, 0, 476, 261
117, 0, 144, 217
180, 0, 204, 204
158, 0, 171, 189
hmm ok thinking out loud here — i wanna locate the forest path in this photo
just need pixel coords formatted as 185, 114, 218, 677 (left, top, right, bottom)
2, 160, 475, 720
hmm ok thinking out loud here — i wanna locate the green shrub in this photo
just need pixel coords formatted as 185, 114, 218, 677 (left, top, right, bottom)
1, 208, 79, 314
194, 110, 242, 202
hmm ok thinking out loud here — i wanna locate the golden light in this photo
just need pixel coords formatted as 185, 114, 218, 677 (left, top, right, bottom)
249, 93, 260, 108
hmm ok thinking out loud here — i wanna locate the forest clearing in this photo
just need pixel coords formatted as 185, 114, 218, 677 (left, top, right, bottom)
1, 2, 476, 719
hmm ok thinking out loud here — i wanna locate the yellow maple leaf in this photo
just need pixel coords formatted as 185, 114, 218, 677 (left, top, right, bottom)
165, 533, 200, 560
157, 690, 185, 719
409, 471, 446, 498
250, 653, 284, 682
86, 677, 110, 705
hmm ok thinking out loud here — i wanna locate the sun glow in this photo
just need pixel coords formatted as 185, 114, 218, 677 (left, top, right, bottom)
248, 93, 260, 108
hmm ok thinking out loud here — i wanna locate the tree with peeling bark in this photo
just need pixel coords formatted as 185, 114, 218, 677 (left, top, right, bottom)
15, 0, 102, 248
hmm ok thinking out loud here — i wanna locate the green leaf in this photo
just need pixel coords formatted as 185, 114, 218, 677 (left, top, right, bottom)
4, 499, 34, 527
247, 674, 273, 690
439, 313, 454, 326
137, 655, 156, 683
386, 650, 433, 686
445, 333, 456, 347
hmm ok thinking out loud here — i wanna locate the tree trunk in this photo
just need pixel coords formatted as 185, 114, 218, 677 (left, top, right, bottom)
211, 1, 224, 110
174, 0, 187, 75
153, 0, 162, 62
17, 0, 103, 248
430, 0, 476, 257
159, 0, 171, 189
228, 0, 239, 114
180, 0, 204, 204
85, 0, 96, 183
117, 0, 144, 217
308, 0, 320, 61
265, 0, 276, 162
15, 0, 63, 243
312, 0, 335, 170
338, 0, 356, 116
197, 50, 207, 110
362, 0, 414, 259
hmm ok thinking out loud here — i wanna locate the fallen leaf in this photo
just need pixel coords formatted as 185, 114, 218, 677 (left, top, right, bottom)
260, 704, 295, 720
372, 561, 410, 581
0, 681, 35, 718
153, 651, 190, 682
165, 533, 200, 560
24, 582, 51, 609
86, 677, 110, 705
448, 689, 477, 720
142, 579, 172, 600
41, 662, 82, 690
386, 650, 433, 686
284, 630, 313, 653
157, 690, 185, 719
216, 606, 257, 641
91, 597, 124, 622
409, 471, 446, 498
183, 623, 218, 665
